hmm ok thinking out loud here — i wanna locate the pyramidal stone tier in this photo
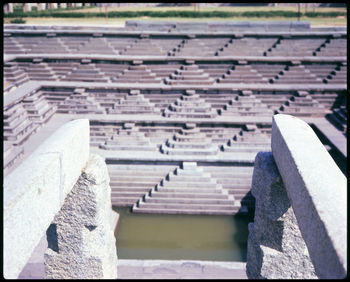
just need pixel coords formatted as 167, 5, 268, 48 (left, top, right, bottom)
160, 123, 219, 155
22, 93, 56, 126
222, 124, 271, 153
164, 64, 214, 85
132, 162, 240, 215
3, 102, 38, 146
219, 91, 273, 117
99, 122, 157, 151
163, 90, 218, 118
108, 90, 160, 114
114, 64, 162, 83
57, 89, 104, 114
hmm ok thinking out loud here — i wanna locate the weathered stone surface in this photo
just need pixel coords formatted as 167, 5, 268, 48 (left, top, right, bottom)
271, 114, 347, 279
3, 119, 90, 279
44, 154, 118, 279
246, 152, 317, 279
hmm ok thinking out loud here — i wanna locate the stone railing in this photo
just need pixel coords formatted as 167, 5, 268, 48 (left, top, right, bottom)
4, 119, 118, 279
246, 114, 347, 279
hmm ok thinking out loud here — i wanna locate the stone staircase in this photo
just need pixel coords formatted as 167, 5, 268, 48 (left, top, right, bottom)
164, 64, 214, 85
99, 123, 158, 151
108, 90, 160, 115
222, 124, 271, 154
108, 164, 177, 206
160, 123, 218, 155
132, 162, 240, 215
163, 90, 217, 118
56, 88, 104, 114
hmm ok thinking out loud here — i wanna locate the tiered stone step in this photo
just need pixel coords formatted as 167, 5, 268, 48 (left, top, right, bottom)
3, 62, 30, 86
174, 38, 227, 57
164, 64, 214, 85
56, 88, 104, 114
327, 105, 347, 132
163, 90, 217, 118
273, 64, 323, 84
217, 37, 278, 57
217, 64, 267, 84
219, 91, 273, 117
160, 123, 218, 155
61, 63, 108, 83
22, 93, 56, 126
324, 64, 347, 84
122, 38, 167, 56
4, 141, 24, 175
108, 164, 177, 206
113, 64, 161, 83
17, 61, 56, 81
99, 123, 157, 151
315, 38, 347, 57
222, 124, 271, 154
201, 165, 255, 209
132, 162, 240, 215
267, 38, 326, 57
3, 102, 38, 146
108, 90, 160, 114
277, 91, 329, 117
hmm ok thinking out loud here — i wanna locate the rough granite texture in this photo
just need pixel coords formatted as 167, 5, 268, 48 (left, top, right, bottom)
44, 154, 118, 279
246, 152, 317, 279
271, 114, 347, 279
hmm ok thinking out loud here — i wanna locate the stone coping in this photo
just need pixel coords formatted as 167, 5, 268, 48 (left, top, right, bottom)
5, 53, 347, 64
271, 114, 347, 278
4, 26, 346, 37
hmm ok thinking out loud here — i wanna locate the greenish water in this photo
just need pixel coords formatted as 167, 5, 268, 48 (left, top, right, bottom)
113, 207, 254, 262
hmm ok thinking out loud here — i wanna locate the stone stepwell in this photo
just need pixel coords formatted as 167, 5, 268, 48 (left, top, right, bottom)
132, 162, 241, 215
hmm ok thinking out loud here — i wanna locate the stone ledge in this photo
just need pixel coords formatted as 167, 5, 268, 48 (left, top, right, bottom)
271, 114, 347, 278
4, 119, 90, 279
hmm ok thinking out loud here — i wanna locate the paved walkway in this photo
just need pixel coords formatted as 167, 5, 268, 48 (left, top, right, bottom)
117, 259, 247, 279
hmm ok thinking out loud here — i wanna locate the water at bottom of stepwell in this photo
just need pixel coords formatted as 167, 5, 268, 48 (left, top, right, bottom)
113, 207, 254, 262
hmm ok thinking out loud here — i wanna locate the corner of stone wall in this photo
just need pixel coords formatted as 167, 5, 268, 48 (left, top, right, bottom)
246, 152, 317, 279
44, 153, 118, 279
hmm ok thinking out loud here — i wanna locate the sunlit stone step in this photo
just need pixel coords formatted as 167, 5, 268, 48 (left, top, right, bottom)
155, 186, 222, 194
136, 201, 237, 211
132, 206, 240, 215
110, 175, 164, 182
150, 190, 229, 199
166, 172, 212, 182
143, 196, 235, 205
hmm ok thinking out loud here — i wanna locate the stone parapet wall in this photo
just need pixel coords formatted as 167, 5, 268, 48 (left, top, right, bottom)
3, 119, 90, 278
44, 154, 118, 279
246, 114, 347, 279
246, 152, 316, 278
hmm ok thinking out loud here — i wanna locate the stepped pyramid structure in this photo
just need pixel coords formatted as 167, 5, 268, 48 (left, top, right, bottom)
99, 123, 157, 151
278, 91, 328, 117
3, 62, 29, 86
222, 124, 270, 154
3, 102, 38, 146
163, 90, 218, 118
164, 63, 214, 85
132, 162, 240, 215
113, 63, 161, 83
22, 93, 56, 127
57, 88, 104, 114
160, 123, 218, 155
108, 90, 160, 114
219, 91, 273, 116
